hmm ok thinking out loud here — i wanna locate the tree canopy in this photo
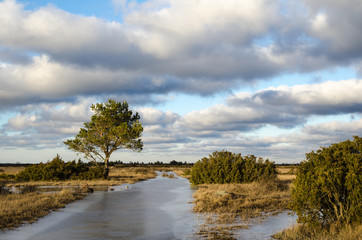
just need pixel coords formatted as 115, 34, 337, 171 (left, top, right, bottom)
291, 136, 361, 226
64, 99, 143, 178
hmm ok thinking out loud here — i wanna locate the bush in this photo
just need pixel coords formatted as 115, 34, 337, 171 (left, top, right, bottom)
16, 155, 104, 181
190, 150, 276, 185
291, 136, 361, 226
0, 173, 16, 180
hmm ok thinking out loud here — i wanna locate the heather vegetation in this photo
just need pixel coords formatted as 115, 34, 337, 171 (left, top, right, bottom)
272, 136, 362, 240
15, 155, 104, 181
291, 136, 361, 226
190, 150, 285, 238
190, 150, 276, 185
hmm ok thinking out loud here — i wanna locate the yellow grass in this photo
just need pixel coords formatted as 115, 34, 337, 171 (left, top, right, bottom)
108, 166, 157, 182
0, 166, 26, 175
277, 174, 296, 181
0, 189, 86, 230
276, 166, 296, 181
193, 180, 291, 218
171, 167, 191, 178
193, 179, 292, 238
273, 223, 362, 240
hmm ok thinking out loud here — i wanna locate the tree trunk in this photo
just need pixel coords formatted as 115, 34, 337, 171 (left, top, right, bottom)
104, 157, 109, 179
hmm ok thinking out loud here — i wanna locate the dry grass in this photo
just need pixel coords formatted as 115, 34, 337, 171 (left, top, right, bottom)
276, 166, 296, 181
161, 172, 176, 178
0, 167, 26, 175
193, 165, 297, 238
0, 189, 86, 230
273, 223, 362, 240
108, 166, 157, 182
171, 167, 191, 178
193, 179, 292, 238
277, 174, 296, 181
193, 180, 291, 217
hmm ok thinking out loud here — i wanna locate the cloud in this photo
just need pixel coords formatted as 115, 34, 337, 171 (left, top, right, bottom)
229, 79, 362, 115
1, 0, 362, 110
179, 79, 362, 134
1, 85, 361, 163
1, 0, 362, 163
304, 0, 362, 62
1, 98, 94, 148
137, 107, 180, 125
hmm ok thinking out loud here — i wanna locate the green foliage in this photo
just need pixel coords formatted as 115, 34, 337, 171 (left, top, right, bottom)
0, 173, 15, 180
16, 155, 104, 181
291, 136, 362, 226
64, 99, 143, 178
190, 150, 276, 185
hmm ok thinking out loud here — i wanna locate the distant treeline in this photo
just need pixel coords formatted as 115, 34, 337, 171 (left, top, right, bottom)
0, 163, 34, 167
109, 160, 193, 166
1, 160, 193, 167
2, 161, 295, 167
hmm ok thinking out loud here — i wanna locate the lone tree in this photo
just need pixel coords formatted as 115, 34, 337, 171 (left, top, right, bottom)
64, 99, 143, 178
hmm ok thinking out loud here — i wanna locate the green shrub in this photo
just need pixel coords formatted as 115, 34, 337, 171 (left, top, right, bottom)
0, 173, 16, 180
16, 155, 104, 181
190, 150, 276, 185
291, 136, 362, 226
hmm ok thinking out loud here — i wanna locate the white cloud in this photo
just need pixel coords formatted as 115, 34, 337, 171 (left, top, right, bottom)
137, 107, 180, 125
125, 0, 278, 58
1, 0, 362, 163
229, 79, 362, 115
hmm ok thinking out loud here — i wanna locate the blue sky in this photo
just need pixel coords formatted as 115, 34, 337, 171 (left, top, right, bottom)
1, 0, 362, 164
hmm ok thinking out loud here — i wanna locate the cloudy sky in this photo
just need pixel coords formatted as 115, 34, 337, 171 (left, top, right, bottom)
1, 0, 361, 164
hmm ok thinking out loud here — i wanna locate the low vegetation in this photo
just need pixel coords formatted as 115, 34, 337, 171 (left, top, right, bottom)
0, 189, 86, 230
107, 166, 157, 183
273, 222, 362, 240
190, 151, 287, 238
193, 179, 291, 218
16, 155, 104, 181
291, 136, 361, 226
193, 178, 292, 239
275, 136, 362, 240
190, 150, 276, 185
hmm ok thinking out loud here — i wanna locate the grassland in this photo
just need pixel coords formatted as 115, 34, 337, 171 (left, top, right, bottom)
0, 189, 86, 230
192, 166, 294, 238
273, 222, 362, 240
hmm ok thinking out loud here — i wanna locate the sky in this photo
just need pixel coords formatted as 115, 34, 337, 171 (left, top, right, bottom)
0, 0, 362, 164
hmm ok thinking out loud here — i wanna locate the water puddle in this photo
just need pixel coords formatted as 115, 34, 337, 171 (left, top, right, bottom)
235, 212, 297, 239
